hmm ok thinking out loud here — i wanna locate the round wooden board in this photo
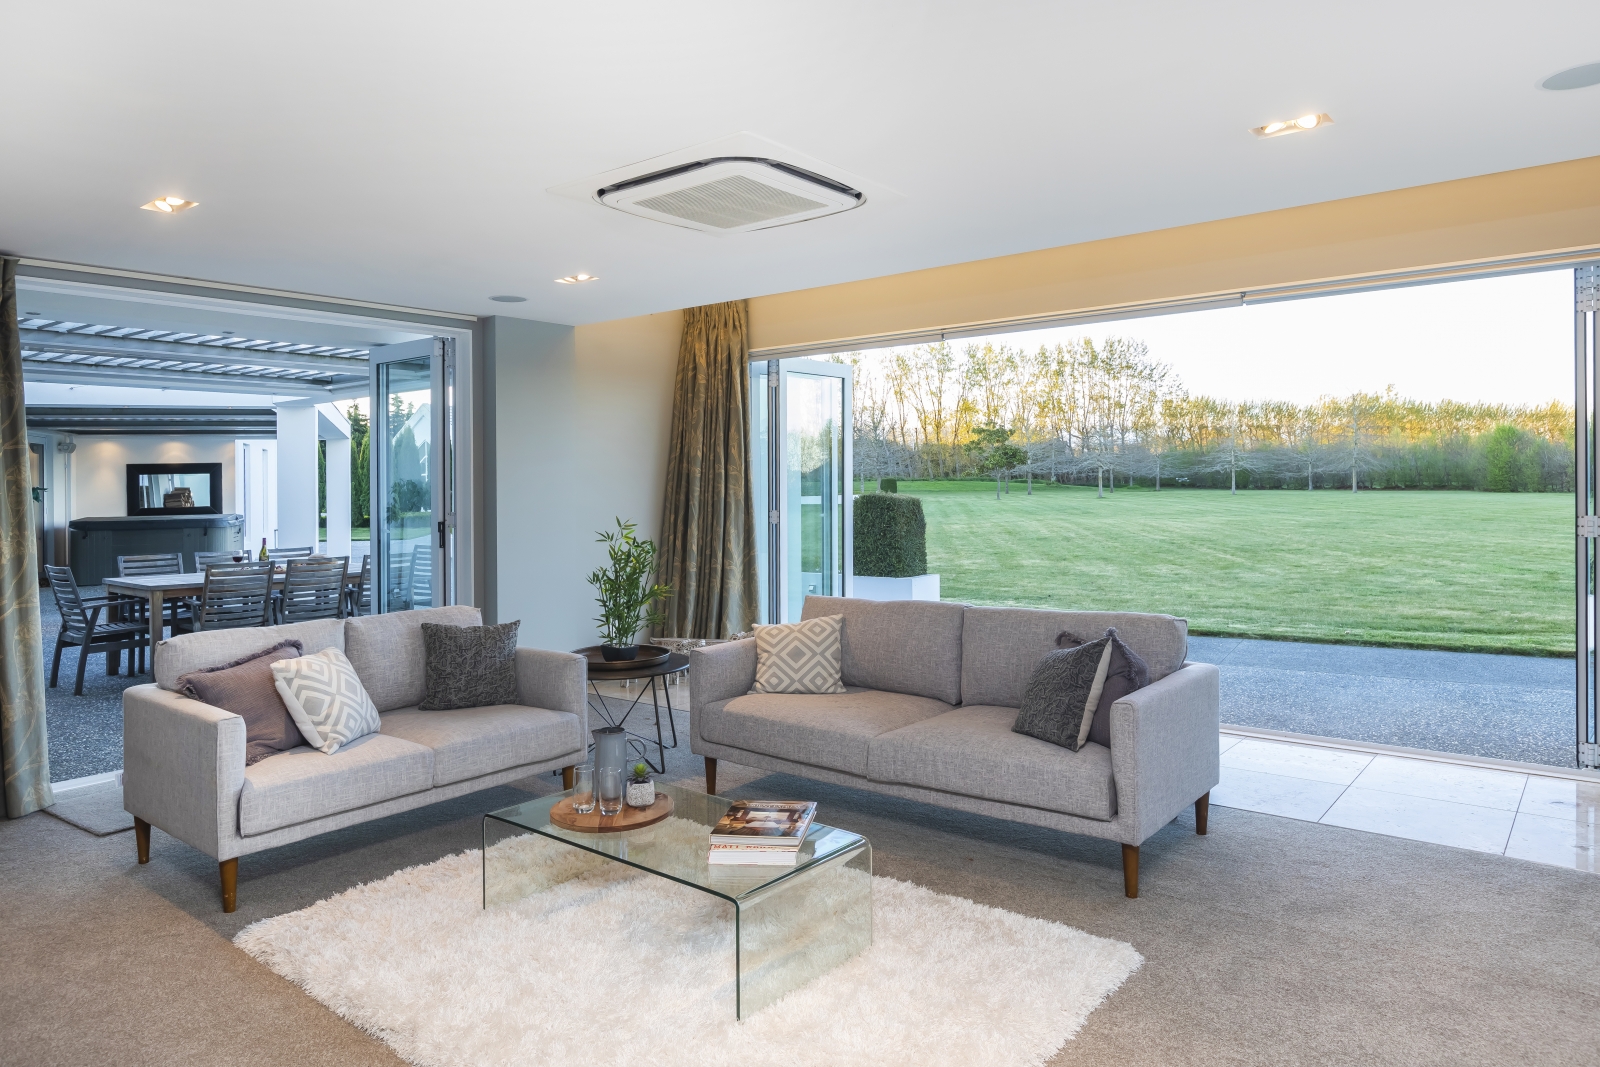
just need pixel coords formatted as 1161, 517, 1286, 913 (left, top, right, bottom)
548, 792, 674, 833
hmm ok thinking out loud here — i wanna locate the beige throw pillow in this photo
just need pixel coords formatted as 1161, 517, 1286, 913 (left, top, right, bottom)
753, 615, 846, 695
270, 647, 382, 755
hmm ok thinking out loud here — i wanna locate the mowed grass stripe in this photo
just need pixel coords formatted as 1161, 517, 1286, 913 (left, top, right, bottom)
900, 481, 1572, 656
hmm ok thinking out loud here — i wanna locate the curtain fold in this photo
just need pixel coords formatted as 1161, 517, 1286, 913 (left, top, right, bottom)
657, 302, 759, 639
0, 257, 53, 817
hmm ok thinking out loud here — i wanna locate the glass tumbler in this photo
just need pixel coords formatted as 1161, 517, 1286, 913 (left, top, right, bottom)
597, 766, 624, 816
571, 765, 595, 814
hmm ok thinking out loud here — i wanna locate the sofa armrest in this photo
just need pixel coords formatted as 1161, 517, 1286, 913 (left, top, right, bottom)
514, 648, 588, 737
122, 683, 246, 861
1108, 661, 1221, 844
689, 639, 756, 707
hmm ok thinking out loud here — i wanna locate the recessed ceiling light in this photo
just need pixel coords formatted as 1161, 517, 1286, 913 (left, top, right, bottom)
141, 196, 198, 213
489, 295, 528, 303
554, 273, 597, 285
1251, 113, 1333, 138
1543, 62, 1600, 90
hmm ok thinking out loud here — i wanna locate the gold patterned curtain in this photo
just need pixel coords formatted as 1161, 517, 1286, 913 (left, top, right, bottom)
657, 302, 759, 639
0, 258, 53, 817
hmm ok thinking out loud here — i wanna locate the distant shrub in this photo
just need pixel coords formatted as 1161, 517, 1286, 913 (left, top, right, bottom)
854, 493, 927, 577
1484, 425, 1540, 492
879, 478, 898, 493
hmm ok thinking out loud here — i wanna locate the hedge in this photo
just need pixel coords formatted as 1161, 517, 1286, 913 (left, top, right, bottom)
854, 493, 927, 577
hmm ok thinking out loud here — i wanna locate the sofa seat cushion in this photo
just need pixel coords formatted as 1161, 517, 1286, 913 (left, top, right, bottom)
380, 705, 584, 786
698, 686, 953, 777
869, 705, 1117, 821
239, 733, 434, 836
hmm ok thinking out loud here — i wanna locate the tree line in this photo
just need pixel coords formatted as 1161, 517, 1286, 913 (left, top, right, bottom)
837, 340, 1573, 493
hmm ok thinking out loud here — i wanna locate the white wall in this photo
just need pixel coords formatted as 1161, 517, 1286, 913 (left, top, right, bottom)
485, 311, 681, 650
71, 436, 239, 518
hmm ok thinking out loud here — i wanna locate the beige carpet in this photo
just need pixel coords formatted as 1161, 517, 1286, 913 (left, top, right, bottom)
4, 706, 1598, 1066
236, 824, 1140, 1067
44, 781, 134, 836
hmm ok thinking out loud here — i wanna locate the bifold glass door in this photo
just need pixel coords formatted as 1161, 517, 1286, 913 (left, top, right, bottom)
1577, 264, 1598, 770
752, 358, 852, 624
372, 337, 456, 613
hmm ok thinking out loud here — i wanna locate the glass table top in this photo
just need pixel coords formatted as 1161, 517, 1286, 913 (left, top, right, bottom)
484, 781, 867, 903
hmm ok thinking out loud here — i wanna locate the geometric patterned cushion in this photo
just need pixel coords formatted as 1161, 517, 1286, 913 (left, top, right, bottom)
270, 647, 382, 755
752, 615, 846, 695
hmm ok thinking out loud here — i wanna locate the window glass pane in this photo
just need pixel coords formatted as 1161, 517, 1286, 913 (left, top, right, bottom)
785, 372, 843, 622
382, 357, 433, 610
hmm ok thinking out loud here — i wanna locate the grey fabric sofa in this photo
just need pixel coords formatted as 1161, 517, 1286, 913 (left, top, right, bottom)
122, 606, 587, 911
690, 596, 1220, 897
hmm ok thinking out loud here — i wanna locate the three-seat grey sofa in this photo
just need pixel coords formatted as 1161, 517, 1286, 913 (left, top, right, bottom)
690, 596, 1220, 897
122, 605, 587, 912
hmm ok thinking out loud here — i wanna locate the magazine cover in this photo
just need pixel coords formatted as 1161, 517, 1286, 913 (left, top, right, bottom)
709, 800, 817, 845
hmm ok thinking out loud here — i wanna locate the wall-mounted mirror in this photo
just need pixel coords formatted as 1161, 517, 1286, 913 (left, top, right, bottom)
126, 463, 223, 515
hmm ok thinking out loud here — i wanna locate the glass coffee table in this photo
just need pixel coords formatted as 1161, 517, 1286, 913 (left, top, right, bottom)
483, 781, 872, 1018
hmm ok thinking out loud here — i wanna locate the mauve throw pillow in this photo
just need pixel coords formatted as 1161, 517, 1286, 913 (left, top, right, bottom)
1057, 628, 1150, 748
419, 620, 520, 710
178, 639, 305, 766
1012, 635, 1113, 752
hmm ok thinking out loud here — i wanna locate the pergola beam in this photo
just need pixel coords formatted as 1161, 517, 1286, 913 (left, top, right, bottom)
21, 361, 339, 398
19, 329, 371, 376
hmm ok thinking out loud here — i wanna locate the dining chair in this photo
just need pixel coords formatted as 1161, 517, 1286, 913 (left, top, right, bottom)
267, 546, 316, 560
409, 549, 434, 609
45, 565, 149, 695
279, 556, 349, 623
176, 562, 275, 632
195, 550, 247, 568
117, 553, 189, 643
348, 553, 373, 616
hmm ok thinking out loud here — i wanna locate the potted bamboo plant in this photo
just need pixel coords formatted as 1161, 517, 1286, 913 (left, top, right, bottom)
586, 518, 672, 661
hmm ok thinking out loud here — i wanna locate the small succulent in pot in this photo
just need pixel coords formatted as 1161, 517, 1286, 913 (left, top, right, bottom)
625, 761, 656, 808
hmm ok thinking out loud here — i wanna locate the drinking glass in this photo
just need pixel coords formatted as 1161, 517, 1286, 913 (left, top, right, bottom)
572, 764, 595, 814
597, 767, 624, 816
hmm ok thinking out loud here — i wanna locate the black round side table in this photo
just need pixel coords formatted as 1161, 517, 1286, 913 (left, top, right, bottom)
575, 650, 688, 774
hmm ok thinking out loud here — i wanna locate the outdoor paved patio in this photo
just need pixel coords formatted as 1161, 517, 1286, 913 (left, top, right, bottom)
1189, 636, 1577, 768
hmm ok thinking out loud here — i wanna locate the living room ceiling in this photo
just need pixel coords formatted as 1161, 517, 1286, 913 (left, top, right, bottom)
6, 3, 1600, 327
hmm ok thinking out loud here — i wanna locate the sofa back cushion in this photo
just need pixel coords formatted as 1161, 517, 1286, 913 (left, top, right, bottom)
155, 618, 344, 692
344, 605, 483, 711
960, 607, 1188, 709
800, 595, 964, 705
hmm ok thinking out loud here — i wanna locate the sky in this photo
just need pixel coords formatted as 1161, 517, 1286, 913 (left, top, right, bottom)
877, 267, 1575, 408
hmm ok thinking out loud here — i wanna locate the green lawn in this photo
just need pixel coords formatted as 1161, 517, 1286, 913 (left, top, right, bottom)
903, 480, 1574, 656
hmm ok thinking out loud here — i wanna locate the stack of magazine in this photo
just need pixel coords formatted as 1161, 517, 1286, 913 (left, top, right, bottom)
707, 800, 817, 866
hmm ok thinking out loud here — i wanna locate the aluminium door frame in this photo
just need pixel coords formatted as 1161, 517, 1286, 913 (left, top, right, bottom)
370, 336, 454, 613
1577, 264, 1599, 770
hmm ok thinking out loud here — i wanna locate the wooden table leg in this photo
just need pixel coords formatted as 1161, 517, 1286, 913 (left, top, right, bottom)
147, 589, 164, 673
219, 858, 238, 913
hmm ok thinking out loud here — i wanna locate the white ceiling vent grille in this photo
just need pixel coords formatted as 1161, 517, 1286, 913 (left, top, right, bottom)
598, 158, 863, 234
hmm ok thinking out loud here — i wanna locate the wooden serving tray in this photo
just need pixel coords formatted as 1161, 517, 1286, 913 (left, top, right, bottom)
548, 792, 674, 833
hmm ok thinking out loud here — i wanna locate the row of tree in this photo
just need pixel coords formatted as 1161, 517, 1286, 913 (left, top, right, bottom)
838, 340, 1574, 492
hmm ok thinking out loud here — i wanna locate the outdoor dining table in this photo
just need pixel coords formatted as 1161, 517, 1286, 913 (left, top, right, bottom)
104, 561, 362, 671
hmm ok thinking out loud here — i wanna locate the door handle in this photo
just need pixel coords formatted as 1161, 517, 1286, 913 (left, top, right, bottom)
438, 520, 446, 549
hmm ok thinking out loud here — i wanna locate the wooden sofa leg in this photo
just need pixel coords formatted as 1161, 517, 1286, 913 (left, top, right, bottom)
134, 817, 151, 864
561, 765, 575, 790
1121, 844, 1139, 899
704, 757, 718, 796
220, 859, 238, 913
1196, 792, 1210, 836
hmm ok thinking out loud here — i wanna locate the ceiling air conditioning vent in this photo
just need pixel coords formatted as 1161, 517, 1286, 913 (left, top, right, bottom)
597, 157, 864, 233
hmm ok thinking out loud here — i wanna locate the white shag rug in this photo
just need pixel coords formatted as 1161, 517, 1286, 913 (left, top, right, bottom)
236, 819, 1141, 1067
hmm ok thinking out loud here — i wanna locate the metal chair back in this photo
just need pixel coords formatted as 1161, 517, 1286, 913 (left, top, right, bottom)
195, 550, 247, 568
267, 546, 315, 560
45, 565, 92, 638
280, 556, 349, 622
117, 553, 182, 577
194, 562, 274, 631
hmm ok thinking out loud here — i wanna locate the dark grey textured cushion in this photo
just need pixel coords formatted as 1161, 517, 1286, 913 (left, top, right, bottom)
419, 621, 520, 711
1012, 636, 1111, 752
1057, 628, 1150, 749
178, 639, 304, 766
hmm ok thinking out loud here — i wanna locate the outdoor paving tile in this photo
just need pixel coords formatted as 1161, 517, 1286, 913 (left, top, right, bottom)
1518, 775, 1600, 819
1211, 766, 1347, 822
1320, 787, 1516, 854
1350, 755, 1527, 811
1502, 811, 1600, 873
1218, 734, 1243, 755
1221, 738, 1372, 785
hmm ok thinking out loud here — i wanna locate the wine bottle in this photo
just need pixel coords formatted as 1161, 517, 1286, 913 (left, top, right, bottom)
258, 537, 269, 561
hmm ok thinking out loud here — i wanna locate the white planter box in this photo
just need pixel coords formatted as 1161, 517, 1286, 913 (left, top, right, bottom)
850, 574, 941, 602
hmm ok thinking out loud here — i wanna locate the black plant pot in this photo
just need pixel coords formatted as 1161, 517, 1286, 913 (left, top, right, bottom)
600, 643, 640, 662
